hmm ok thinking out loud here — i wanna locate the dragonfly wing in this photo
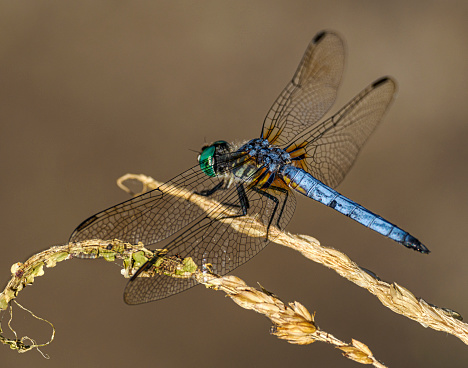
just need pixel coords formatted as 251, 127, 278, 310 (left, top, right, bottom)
261, 31, 345, 146
124, 272, 198, 304
124, 181, 296, 304
289, 77, 397, 188
69, 165, 225, 246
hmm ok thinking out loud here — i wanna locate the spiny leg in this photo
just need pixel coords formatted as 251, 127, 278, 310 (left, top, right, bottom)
214, 183, 251, 221
251, 185, 289, 240
196, 181, 224, 196
198, 180, 250, 220
272, 186, 289, 229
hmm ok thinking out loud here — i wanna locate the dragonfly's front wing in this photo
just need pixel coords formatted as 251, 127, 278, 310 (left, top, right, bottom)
122, 175, 296, 304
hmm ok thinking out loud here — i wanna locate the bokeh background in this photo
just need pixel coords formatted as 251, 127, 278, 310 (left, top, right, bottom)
1, 1, 467, 367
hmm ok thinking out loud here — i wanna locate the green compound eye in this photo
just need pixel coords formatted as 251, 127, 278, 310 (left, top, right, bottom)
198, 145, 217, 177
198, 140, 229, 177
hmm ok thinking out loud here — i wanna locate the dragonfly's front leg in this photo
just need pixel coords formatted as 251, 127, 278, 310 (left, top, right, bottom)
197, 182, 250, 219
196, 181, 224, 197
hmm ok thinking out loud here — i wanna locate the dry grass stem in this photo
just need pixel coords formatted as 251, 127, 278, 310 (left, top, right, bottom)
1, 239, 386, 365
0, 172, 465, 361
201, 273, 387, 367
119, 173, 468, 345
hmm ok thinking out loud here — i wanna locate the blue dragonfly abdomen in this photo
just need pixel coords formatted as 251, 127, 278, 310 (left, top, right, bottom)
280, 165, 429, 253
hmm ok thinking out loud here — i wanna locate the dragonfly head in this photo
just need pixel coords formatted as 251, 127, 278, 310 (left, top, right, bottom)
198, 140, 231, 177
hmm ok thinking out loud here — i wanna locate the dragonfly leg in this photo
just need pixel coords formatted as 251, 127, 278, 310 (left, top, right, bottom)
270, 185, 289, 229
196, 181, 224, 196
213, 183, 251, 220
251, 186, 289, 239
197, 181, 250, 218
234, 183, 250, 215
219, 183, 250, 218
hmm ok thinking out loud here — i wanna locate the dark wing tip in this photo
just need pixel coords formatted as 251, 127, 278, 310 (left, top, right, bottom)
313, 31, 327, 43
372, 77, 390, 88
69, 214, 99, 241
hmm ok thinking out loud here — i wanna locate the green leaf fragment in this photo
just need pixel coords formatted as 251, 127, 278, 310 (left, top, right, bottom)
132, 251, 148, 268
107, 243, 126, 254
45, 252, 69, 268
179, 257, 197, 275
123, 257, 131, 270
100, 250, 116, 262
0, 294, 9, 310
25, 263, 45, 284
154, 256, 164, 269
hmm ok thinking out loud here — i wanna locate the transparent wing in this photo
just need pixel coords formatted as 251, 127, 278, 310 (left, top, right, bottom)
124, 180, 296, 304
69, 155, 296, 303
287, 77, 397, 188
261, 31, 345, 146
69, 165, 225, 246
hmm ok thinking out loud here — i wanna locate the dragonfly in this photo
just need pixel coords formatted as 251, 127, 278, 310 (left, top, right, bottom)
70, 31, 429, 304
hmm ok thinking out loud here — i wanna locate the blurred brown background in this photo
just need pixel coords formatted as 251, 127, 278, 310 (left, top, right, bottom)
1, 1, 467, 367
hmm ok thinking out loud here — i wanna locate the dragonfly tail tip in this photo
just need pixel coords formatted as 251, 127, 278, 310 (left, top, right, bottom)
403, 235, 430, 254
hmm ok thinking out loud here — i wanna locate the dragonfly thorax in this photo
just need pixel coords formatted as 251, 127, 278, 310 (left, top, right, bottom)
238, 138, 291, 172
198, 138, 291, 184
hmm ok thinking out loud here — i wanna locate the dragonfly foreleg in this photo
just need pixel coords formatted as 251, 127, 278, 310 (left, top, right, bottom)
196, 180, 250, 219
196, 181, 224, 197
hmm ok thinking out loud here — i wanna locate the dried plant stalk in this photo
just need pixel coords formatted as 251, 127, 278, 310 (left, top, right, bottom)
118, 173, 468, 344
202, 273, 387, 367
1, 240, 387, 366
0, 171, 465, 363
